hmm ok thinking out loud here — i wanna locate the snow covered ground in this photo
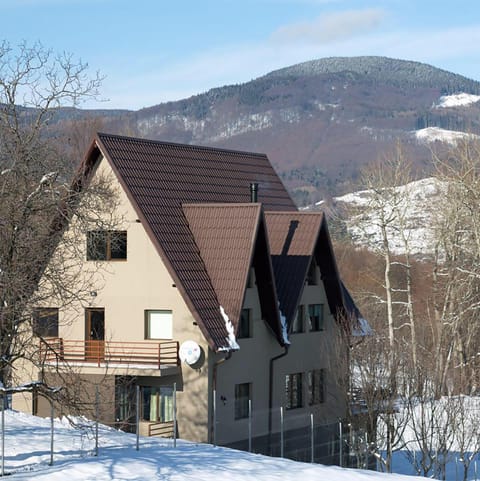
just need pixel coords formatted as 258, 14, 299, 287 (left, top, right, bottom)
2, 409, 427, 481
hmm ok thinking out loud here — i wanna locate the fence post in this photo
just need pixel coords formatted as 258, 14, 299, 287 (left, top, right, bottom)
49, 400, 54, 466
365, 432, 369, 469
280, 406, 284, 458
95, 385, 99, 456
1, 394, 4, 477
339, 420, 343, 467
135, 385, 140, 451
310, 413, 314, 463
213, 389, 217, 446
173, 382, 177, 448
248, 399, 252, 453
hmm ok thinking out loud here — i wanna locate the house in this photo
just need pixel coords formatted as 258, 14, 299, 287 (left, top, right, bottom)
13, 133, 365, 462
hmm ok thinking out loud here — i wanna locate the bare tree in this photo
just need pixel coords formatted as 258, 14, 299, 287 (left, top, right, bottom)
431, 138, 480, 395
0, 40, 116, 391
347, 143, 420, 375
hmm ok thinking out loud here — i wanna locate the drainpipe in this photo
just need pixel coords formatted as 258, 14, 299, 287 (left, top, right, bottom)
268, 346, 289, 453
210, 351, 232, 444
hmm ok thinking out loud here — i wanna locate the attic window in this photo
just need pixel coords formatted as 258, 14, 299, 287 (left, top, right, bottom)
246, 268, 255, 288
87, 231, 127, 261
308, 304, 324, 331
238, 308, 252, 339
306, 259, 318, 285
33, 307, 59, 338
292, 305, 304, 334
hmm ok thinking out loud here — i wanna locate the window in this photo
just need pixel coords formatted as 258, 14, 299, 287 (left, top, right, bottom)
87, 230, 127, 260
292, 305, 304, 333
285, 373, 303, 410
238, 308, 252, 338
235, 383, 251, 419
308, 304, 324, 331
142, 386, 173, 422
145, 310, 173, 339
33, 307, 59, 337
308, 369, 325, 405
246, 268, 255, 288
115, 376, 136, 424
306, 259, 318, 285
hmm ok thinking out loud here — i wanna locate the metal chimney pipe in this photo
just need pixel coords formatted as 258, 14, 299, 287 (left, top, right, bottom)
250, 182, 258, 203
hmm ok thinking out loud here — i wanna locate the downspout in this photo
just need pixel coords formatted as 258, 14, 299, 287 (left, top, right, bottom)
209, 350, 232, 444
268, 345, 289, 452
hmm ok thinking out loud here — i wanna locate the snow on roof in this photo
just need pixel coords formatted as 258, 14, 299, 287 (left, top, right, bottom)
279, 308, 291, 345
219, 306, 240, 351
436, 93, 480, 108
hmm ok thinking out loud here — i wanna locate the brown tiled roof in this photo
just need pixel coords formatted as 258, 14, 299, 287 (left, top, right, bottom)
183, 203, 284, 344
86, 133, 295, 351
183, 203, 259, 329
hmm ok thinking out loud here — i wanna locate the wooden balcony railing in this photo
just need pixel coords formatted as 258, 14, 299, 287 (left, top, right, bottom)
39, 338, 179, 368
148, 420, 175, 437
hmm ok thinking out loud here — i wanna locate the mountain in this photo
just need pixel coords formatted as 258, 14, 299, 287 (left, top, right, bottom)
60, 56, 480, 205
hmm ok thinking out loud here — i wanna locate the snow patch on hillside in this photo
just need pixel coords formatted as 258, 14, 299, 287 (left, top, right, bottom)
436, 93, 480, 108
138, 107, 305, 142
326, 177, 446, 256
413, 127, 476, 145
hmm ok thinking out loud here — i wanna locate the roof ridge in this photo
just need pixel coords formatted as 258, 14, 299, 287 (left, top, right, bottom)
96, 131, 269, 158
183, 202, 262, 208
265, 210, 323, 216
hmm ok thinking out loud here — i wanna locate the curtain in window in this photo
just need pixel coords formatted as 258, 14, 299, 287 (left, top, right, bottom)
160, 387, 173, 422
143, 386, 173, 422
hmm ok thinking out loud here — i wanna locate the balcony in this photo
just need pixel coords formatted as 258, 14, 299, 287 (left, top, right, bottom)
39, 338, 180, 374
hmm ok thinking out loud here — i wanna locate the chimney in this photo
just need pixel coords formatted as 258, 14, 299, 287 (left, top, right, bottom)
250, 182, 258, 203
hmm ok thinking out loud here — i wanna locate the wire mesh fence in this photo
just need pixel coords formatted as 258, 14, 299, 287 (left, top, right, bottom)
213, 402, 364, 467
4, 382, 479, 480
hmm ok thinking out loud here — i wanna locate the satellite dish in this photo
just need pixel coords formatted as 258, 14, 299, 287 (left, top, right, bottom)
179, 340, 201, 365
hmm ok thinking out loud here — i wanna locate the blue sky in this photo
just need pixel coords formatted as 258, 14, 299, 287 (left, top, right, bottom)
3, 0, 480, 109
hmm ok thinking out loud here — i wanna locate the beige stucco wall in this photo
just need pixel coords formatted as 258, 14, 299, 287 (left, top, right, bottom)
14, 154, 211, 443
214, 265, 347, 446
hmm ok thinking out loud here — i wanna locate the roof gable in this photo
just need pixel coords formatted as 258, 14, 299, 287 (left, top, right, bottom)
183, 203, 285, 346
182, 203, 260, 333
265, 211, 365, 336
265, 212, 323, 325
83, 133, 295, 351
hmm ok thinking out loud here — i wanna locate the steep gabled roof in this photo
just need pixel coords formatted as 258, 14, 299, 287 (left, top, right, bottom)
265, 212, 323, 326
82, 133, 295, 351
183, 203, 283, 344
266, 211, 356, 334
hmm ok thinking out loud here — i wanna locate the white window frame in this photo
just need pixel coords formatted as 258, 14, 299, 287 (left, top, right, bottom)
145, 310, 173, 339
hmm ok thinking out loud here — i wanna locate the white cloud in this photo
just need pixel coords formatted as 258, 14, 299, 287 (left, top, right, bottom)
270, 8, 386, 45
91, 19, 480, 110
